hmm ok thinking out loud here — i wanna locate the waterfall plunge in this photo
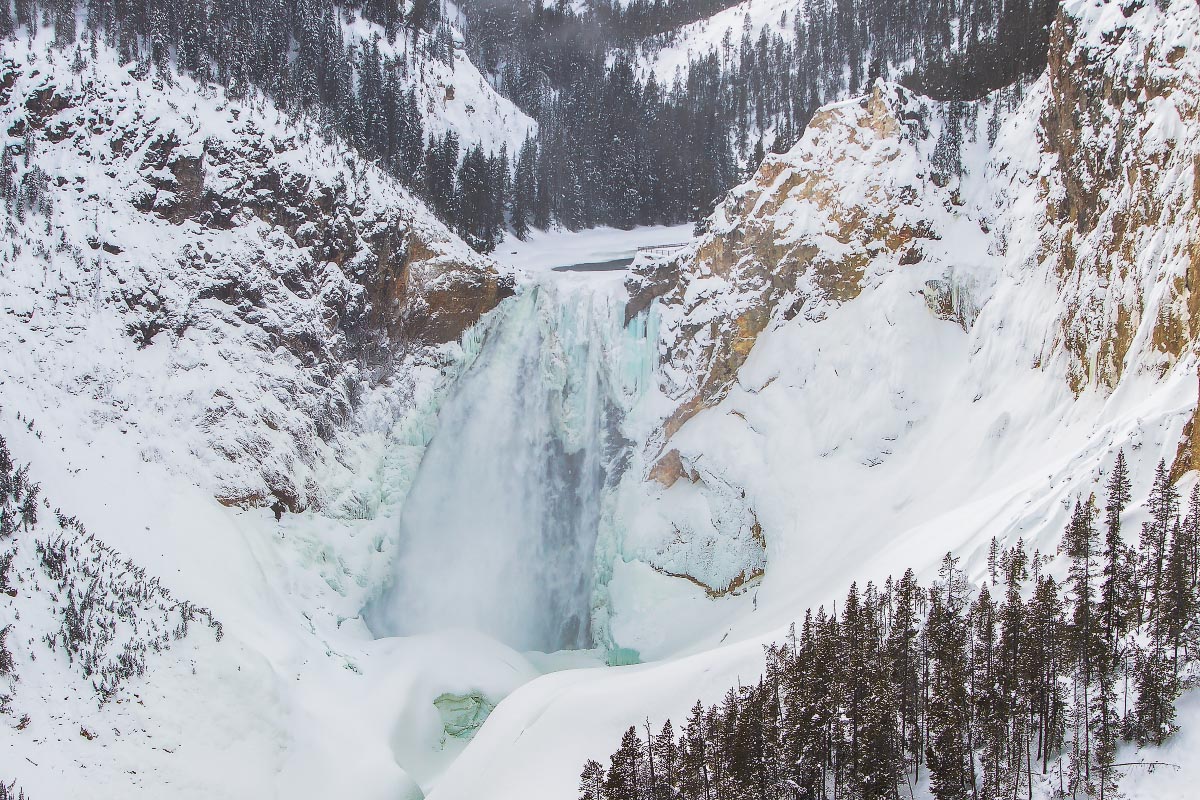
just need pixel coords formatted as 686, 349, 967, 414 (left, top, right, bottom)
371, 283, 654, 652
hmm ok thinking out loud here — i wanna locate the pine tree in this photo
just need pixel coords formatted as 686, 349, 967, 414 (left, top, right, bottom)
1186, 484, 1200, 594
783, 610, 826, 798
1161, 519, 1196, 672
1062, 496, 1103, 791
652, 719, 677, 799
1131, 642, 1177, 746
887, 568, 924, 778
0, 0, 13, 40
511, 136, 537, 239
605, 726, 644, 800
679, 700, 711, 800
578, 758, 605, 800
1091, 653, 1121, 800
998, 540, 1032, 800
1100, 450, 1134, 653
1026, 569, 1067, 774
971, 583, 1005, 799
1140, 459, 1178, 629
925, 554, 972, 800
583, 472, 1200, 800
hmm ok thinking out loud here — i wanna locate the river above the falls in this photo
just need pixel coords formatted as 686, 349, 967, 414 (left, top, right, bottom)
494, 223, 694, 279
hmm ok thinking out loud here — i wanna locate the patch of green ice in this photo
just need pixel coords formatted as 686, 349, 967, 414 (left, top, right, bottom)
605, 647, 641, 667
434, 691, 496, 741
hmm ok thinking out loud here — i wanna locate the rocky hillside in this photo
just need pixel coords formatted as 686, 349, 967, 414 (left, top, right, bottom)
414, 7, 1200, 800
1, 33, 514, 513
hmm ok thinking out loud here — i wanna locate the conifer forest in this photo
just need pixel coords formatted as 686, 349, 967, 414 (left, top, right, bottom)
581, 454, 1200, 800
1, 0, 1058, 250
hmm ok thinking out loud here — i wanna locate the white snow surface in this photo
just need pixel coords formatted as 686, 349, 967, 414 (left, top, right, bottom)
3, 2, 1200, 800
0, 22, 530, 799
435, 2, 1200, 799
494, 223, 696, 295
636, 0, 800, 83
342, 8, 536, 156
496, 224, 695, 274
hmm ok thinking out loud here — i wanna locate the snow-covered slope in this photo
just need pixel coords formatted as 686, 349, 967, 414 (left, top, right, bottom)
637, 0, 800, 81
4, 0, 1200, 798
607, 0, 1200, 624
344, 9, 535, 155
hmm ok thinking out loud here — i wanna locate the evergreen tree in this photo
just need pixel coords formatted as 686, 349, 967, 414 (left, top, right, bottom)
652, 719, 677, 800
1131, 643, 1177, 746
1026, 569, 1066, 774
998, 540, 1032, 800
582, 463, 1200, 800
679, 701, 712, 800
0, 0, 13, 41
1140, 459, 1178, 629
1062, 496, 1103, 792
579, 758, 605, 800
511, 136, 537, 239
605, 726, 645, 800
925, 554, 972, 800
887, 568, 924, 778
1161, 519, 1196, 671
1100, 450, 1134, 653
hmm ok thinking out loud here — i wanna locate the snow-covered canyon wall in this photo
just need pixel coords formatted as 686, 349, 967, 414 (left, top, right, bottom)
608, 0, 1200, 628
3, 0, 1200, 797
0, 34, 515, 514
0, 28, 525, 798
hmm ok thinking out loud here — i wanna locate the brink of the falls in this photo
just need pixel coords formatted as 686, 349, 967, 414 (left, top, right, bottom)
368, 281, 656, 652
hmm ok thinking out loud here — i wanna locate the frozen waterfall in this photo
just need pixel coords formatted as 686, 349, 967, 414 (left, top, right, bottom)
370, 282, 655, 652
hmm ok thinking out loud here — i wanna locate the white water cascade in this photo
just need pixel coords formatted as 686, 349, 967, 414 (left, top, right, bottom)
370, 281, 656, 652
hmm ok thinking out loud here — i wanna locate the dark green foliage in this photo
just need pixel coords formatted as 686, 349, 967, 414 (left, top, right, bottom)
0, 779, 29, 800
1141, 460, 1178, 628
6, 0, 1062, 248
925, 555, 972, 800
1100, 450, 1135, 653
579, 758, 605, 800
459, 0, 1060, 231
1131, 646, 1177, 746
605, 726, 645, 800
0, 625, 13, 677
0, 430, 39, 540
581, 449, 1200, 800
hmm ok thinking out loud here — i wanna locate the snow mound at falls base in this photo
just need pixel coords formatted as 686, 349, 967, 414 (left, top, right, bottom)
368, 282, 657, 652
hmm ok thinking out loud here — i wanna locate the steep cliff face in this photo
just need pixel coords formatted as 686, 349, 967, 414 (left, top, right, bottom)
627, 83, 977, 442
0, 29, 527, 800
615, 80, 998, 608
1040, 0, 1199, 396
0, 38, 513, 512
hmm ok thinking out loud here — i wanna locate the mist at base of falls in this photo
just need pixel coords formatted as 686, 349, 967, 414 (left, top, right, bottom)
368, 283, 655, 653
